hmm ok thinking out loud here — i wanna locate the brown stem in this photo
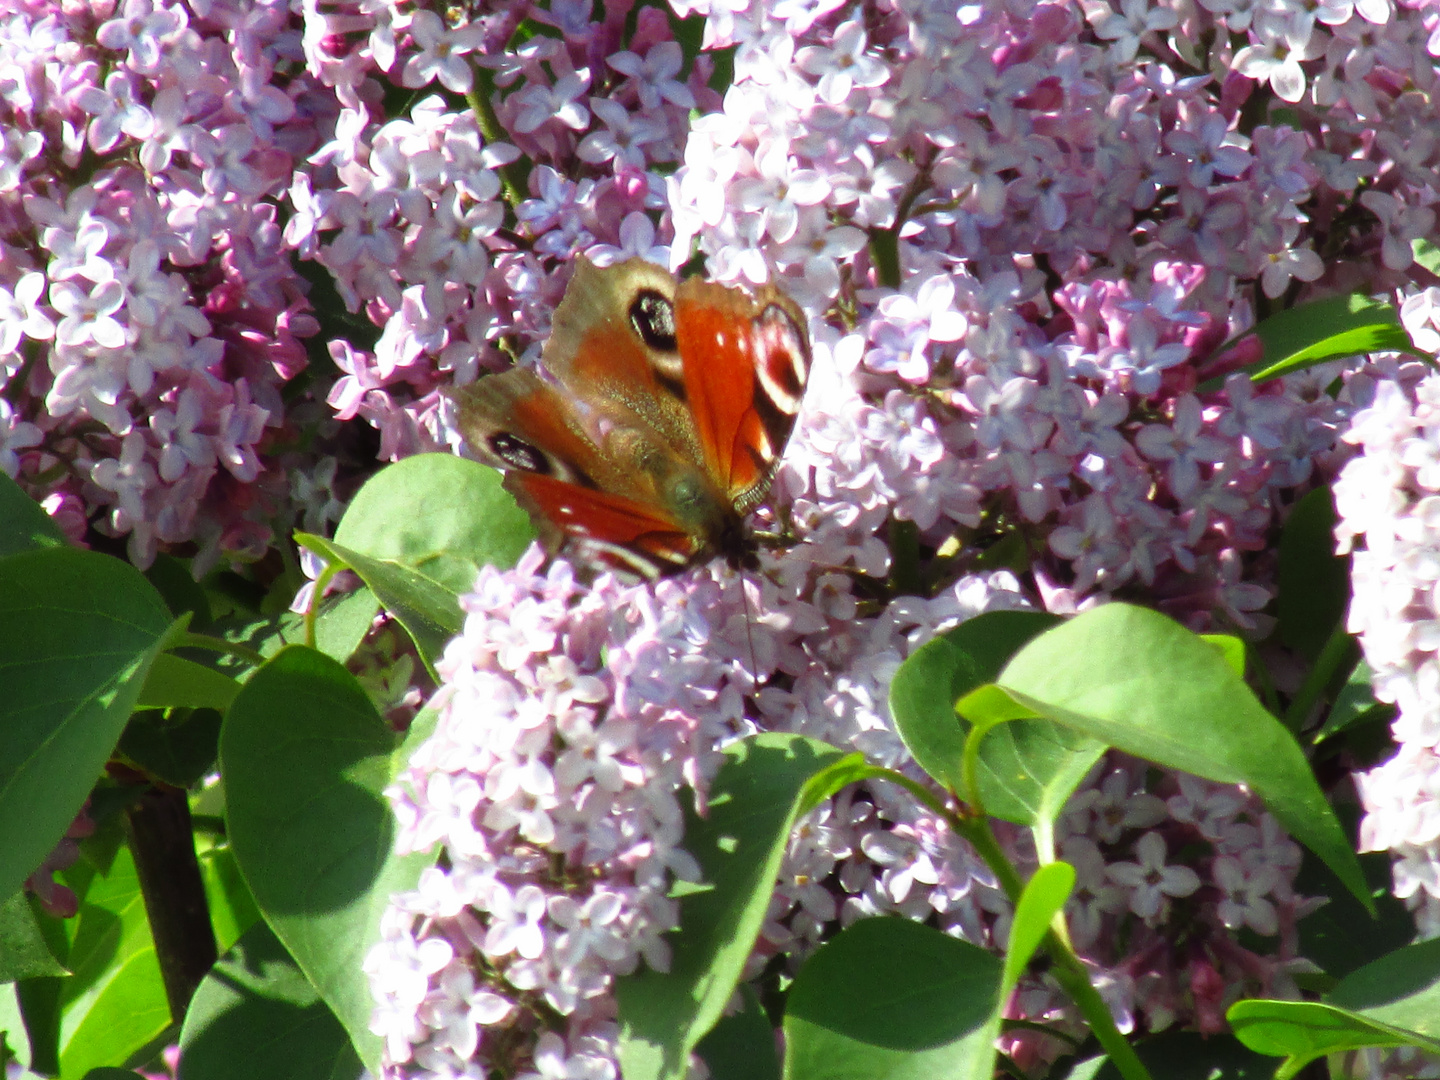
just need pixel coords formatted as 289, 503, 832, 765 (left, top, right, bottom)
124, 786, 218, 1021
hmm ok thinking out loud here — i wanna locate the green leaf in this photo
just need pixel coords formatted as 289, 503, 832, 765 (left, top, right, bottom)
178, 920, 363, 1080
0, 474, 66, 557
55, 844, 171, 1080
118, 708, 223, 789
868, 228, 902, 290
210, 604, 331, 674
17, 976, 60, 1074
207, 584, 380, 679
1296, 847, 1413, 982
1414, 238, 1440, 276
1327, 936, 1440, 1037
313, 586, 380, 664
956, 862, 1076, 1080
695, 985, 780, 1080
211, 610, 303, 672
890, 612, 1099, 830
890, 611, 1061, 793
783, 917, 1002, 1080
0, 893, 67, 982
297, 454, 536, 670
1003, 862, 1073, 994
0, 548, 178, 906
81, 1069, 148, 1079
135, 654, 240, 711
617, 734, 851, 1080
1314, 660, 1392, 745
296, 534, 460, 674
969, 603, 1369, 910
1277, 488, 1349, 661
1212, 294, 1419, 388
1, 984, 34, 1068
221, 646, 434, 1073
1202, 634, 1246, 678
144, 553, 212, 631
1227, 999, 1438, 1078
1065, 1056, 1110, 1080
197, 842, 262, 956
332, 452, 534, 595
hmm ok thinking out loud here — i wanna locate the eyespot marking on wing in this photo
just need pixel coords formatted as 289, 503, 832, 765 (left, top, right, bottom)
754, 302, 810, 416
630, 289, 678, 353
488, 432, 552, 474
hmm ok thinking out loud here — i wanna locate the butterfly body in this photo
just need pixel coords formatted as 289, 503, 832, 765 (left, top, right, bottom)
449, 258, 811, 577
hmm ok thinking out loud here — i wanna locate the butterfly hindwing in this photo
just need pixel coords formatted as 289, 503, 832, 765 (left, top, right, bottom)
508, 472, 701, 574
448, 365, 701, 574
449, 367, 598, 486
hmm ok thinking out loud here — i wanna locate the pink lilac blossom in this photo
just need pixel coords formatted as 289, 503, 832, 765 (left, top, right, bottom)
366, 546, 1031, 1074
1000, 763, 1317, 1051
0, 0, 319, 570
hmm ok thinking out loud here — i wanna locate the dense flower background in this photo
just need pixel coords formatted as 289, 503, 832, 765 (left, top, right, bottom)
4, 0, 1440, 1076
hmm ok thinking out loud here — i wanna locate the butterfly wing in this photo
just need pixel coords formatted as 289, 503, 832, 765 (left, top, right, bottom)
540, 257, 699, 456
512, 472, 701, 575
447, 366, 704, 575
673, 275, 811, 513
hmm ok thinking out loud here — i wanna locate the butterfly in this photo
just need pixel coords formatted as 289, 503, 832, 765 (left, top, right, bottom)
448, 257, 812, 579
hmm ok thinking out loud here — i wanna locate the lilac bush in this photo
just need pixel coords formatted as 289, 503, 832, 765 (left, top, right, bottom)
4, 0, 1440, 1077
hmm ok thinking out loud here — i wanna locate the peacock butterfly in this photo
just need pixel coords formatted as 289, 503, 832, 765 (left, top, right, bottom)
448, 258, 812, 578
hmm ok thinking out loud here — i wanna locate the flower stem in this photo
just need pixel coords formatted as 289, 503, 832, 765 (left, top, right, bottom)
175, 632, 266, 669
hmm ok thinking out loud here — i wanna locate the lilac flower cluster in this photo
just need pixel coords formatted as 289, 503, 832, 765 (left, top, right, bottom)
675, 0, 1437, 627
0, 0, 323, 569
1042, 765, 1311, 1049
367, 546, 1030, 1075
988, 757, 1318, 1070
289, 1, 715, 462
1335, 329, 1440, 939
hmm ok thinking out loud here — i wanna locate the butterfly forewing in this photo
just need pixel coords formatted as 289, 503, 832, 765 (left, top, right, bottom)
676, 280, 811, 510
542, 259, 698, 457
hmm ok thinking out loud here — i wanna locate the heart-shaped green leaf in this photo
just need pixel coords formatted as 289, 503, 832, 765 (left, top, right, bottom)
178, 920, 363, 1080
221, 646, 434, 1072
963, 603, 1367, 910
0, 473, 66, 557
890, 611, 1097, 828
784, 917, 1002, 1080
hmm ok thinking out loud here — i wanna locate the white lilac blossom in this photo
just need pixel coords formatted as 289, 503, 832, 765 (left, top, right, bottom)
1336, 355, 1440, 939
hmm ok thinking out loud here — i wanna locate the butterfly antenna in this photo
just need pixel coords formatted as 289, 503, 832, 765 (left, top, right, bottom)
739, 567, 760, 693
